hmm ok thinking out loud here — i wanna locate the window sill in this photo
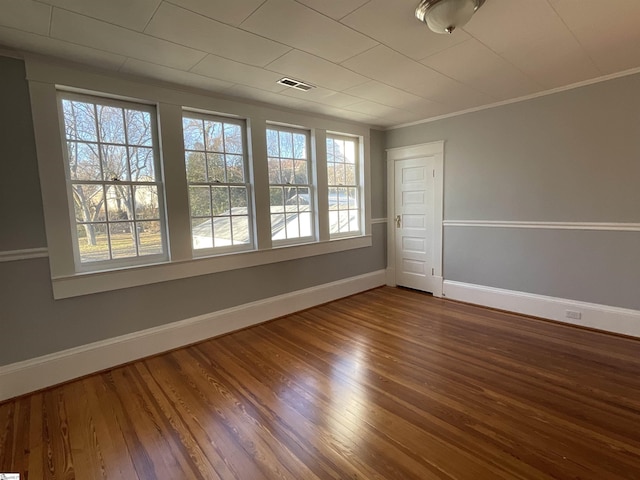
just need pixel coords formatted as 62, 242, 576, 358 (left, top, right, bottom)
51, 234, 372, 299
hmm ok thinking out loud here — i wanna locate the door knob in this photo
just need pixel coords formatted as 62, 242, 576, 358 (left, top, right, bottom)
395, 215, 401, 228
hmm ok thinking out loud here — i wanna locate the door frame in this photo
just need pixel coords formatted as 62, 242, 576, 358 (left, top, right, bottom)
386, 141, 444, 297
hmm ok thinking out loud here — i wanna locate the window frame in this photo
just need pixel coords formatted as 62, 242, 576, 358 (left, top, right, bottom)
26, 58, 372, 299
326, 132, 362, 239
266, 124, 316, 246
182, 110, 255, 256
57, 91, 169, 272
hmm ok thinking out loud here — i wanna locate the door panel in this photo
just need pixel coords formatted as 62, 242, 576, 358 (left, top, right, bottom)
394, 156, 435, 292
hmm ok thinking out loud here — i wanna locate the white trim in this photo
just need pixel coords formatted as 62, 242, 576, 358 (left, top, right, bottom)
386, 141, 444, 297
387, 65, 640, 130
371, 217, 387, 224
443, 220, 640, 232
443, 280, 640, 338
0, 248, 49, 262
0, 269, 386, 402
52, 235, 372, 299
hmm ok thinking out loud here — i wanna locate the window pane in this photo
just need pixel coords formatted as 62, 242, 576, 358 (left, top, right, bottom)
97, 105, 126, 144
106, 185, 134, 221
63, 100, 97, 142
285, 188, 298, 212
109, 222, 136, 258
205, 120, 223, 152
280, 159, 294, 184
328, 187, 339, 211
345, 164, 357, 185
329, 211, 339, 234
294, 160, 308, 184
213, 217, 232, 247
344, 140, 356, 163
293, 133, 306, 159
270, 187, 284, 211
326, 138, 335, 162
349, 211, 359, 232
68, 142, 101, 181
137, 221, 163, 256
101, 145, 129, 181
268, 158, 281, 183
230, 186, 247, 210
189, 186, 211, 217
299, 212, 312, 237
126, 109, 153, 146
224, 123, 243, 154
77, 223, 109, 262
232, 216, 250, 245
212, 186, 230, 215
225, 154, 244, 183
339, 211, 350, 232
185, 151, 206, 183
349, 187, 358, 208
279, 131, 293, 158
327, 164, 336, 186
207, 153, 226, 183
271, 213, 285, 240
182, 117, 204, 150
129, 146, 155, 181
334, 139, 345, 162
285, 213, 299, 238
133, 185, 159, 220
266, 129, 279, 157
297, 187, 310, 207
192, 218, 212, 249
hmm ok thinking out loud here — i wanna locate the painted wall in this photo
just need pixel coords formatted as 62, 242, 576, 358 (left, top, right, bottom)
0, 56, 386, 366
386, 74, 640, 311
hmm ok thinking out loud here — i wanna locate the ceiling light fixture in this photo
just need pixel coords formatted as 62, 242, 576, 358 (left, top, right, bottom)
415, 0, 485, 34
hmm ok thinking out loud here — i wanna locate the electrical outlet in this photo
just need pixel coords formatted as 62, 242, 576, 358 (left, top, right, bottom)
565, 310, 582, 320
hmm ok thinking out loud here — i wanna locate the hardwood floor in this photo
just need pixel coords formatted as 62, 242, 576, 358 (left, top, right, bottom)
2, 286, 640, 479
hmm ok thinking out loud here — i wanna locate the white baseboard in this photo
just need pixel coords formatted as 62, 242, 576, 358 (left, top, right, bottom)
0, 270, 386, 402
443, 280, 640, 338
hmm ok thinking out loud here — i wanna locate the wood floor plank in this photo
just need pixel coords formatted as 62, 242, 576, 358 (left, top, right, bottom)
1, 286, 640, 479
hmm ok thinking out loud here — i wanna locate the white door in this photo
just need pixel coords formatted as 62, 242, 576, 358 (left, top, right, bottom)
394, 156, 436, 293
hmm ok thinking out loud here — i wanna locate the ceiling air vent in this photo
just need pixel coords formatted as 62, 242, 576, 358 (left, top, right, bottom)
277, 77, 315, 91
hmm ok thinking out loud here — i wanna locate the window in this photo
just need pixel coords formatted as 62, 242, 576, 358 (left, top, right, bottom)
326, 134, 360, 236
266, 127, 314, 243
60, 93, 166, 268
182, 113, 252, 253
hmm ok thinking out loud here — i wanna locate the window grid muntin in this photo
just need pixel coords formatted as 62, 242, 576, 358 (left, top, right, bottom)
60, 92, 167, 267
183, 112, 252, 252
327, 134, 361, 237
266, 126, 314, 242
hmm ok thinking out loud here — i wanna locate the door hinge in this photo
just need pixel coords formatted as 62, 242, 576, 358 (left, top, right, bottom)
431, 268, 434, 275
433, 169, 435, 177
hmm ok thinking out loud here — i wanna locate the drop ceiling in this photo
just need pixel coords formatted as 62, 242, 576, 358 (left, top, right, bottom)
2, 0, 640, 128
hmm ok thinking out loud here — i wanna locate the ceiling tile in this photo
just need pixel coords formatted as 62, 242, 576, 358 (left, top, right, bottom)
51, 9, 206, 70
341, 0, 470, 60
145, 3, 290, 67
120, 58, 234, 92
0, 0, 51, 36
343, 80, 432, 110
226, 84, 308, 109
550, 0, 640, 74
40, 0, 160, 32
166, 0, 265, 26
296, 0, 371, 20
191, 54, 289, 93
0, 27, 126, 70
345, 100, 404, 117
279, 86, 361, 107
421, 39, 541, 100
240, 0, 378, 63
265, 49, 368, 91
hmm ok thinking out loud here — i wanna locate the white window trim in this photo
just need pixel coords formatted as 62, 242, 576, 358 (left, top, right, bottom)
182, 110, 255, 256
266, 125, 316, 246
25, 56, 372, 299
326, 132, 363, 239
58, 91, 170, 270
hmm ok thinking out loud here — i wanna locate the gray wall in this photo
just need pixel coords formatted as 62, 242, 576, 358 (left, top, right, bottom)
386, 73, 640, 310
0, 56, 386, 366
